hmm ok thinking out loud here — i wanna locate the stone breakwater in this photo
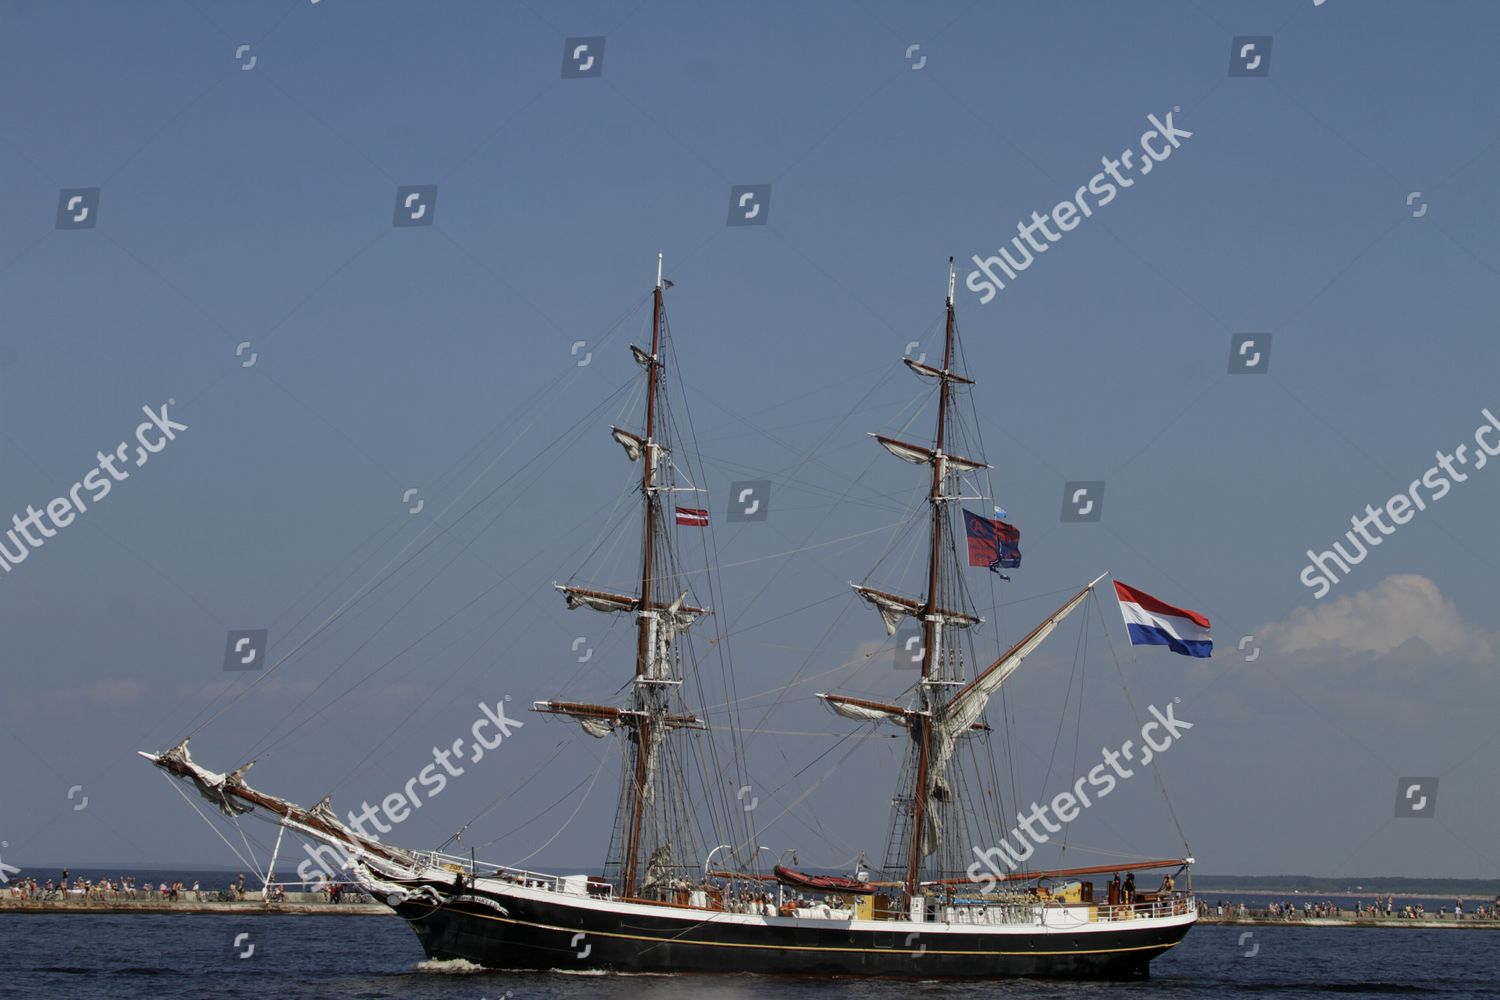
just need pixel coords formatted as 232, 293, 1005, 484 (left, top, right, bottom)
0, 897, 389, 915
1200, 914, 1500, 930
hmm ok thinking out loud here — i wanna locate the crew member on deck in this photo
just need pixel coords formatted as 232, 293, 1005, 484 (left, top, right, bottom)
1109, 872, 1122, 906
1123, 873, 1135, 904
1161, 872, 1175, 893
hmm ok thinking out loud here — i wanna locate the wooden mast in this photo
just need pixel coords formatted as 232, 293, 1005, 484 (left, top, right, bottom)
623, 254, 666, 898
905, 258, 957, 900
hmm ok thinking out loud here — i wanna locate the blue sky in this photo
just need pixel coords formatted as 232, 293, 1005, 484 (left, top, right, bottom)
3, 0, 1500, 881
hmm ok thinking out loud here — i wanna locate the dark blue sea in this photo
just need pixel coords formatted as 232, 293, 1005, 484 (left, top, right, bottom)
4, 913, 1497, 999
5, 870, 1495, 998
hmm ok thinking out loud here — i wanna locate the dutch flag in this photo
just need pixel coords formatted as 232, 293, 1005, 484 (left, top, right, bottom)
1113, 581, 1212, 658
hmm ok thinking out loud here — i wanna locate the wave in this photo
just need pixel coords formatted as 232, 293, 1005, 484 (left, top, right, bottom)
414, 958, 487, 974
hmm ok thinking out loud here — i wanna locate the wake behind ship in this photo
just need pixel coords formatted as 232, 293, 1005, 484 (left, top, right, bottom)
143, 257, 1196, 979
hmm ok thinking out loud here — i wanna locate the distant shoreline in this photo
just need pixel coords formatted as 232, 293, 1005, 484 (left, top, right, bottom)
1194, 882, 1500, 899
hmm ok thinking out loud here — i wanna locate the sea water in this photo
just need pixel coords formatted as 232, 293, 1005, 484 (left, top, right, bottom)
3, 914, 1496, 999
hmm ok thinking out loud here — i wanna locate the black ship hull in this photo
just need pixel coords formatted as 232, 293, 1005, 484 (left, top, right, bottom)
390, 879, 1193, 979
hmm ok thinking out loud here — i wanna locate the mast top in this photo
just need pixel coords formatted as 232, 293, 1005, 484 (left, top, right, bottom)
946, 256, 955, 306
657, 252, 664, 290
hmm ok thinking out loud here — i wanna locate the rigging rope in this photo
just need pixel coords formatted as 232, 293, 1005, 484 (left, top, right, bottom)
497, 748, 610, 866
158, 771, 261, 877
1090, 592, 1192, 854
441, 738, 572, 852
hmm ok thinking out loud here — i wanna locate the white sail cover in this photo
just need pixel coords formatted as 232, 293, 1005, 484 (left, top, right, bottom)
310, 795, 339, 827
558, 584, 636, 614
534, 700, 704, 739
818, 693, 909, 727
153, 741, 254, 817
579, 717, 616, 738
872, 434, 933, 465
903, 357, 974, 384
656, 592, 699, 643
852, 584, 979, 636
920, 578, 1102, 856
641, 843, 674, 891
870, 434, 988, 474
944, 453, 988, 474
557, 585, 703, 631
640, 718, 668, 805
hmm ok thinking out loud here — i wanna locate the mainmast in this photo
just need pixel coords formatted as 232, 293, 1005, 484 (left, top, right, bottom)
821, 259, 1104, 909
905, 258, 959, 898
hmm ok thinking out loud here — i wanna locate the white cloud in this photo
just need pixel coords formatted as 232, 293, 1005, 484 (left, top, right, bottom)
79, 678, 143, 706
1261, 574, 1495, 663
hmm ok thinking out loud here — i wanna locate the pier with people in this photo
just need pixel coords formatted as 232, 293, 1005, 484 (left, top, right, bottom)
1, 869, 387, 914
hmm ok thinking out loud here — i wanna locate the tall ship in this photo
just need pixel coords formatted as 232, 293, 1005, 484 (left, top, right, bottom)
143, 257, 1196, 978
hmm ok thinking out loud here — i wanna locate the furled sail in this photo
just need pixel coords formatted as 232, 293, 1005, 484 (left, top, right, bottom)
579, 717, 616, 738
920, 761, 943, 860
532, 700, 623, 731
556, 585, 706, 631
533, 700, 623, 738
870, 434, 988, 474
851, 584, 980, 636
818, 692, 989, 732
611, 426, 645, 462
872, 434, 935, 465
640, 843, 674, 891
919, 575, 1105, 855
154, 740, 254, 817
656, 592, 700, 643
903, 357, 975, 384
558, 584, 637, 614
817, 692, 910, 726
531, 699, 706, 734
310, 795, 339, 827
143, 742, 426, 875
639, 719, 668, 805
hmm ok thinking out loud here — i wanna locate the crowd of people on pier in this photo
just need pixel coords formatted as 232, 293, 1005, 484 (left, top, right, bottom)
3, 870, 315, 904
9, 874, 195, 901
4, 869, 242, 902
1200, 895, 1500, 921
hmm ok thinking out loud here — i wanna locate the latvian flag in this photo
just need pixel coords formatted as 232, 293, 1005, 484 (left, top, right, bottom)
675, 506, 709, 527
1113, 581, 1212, 658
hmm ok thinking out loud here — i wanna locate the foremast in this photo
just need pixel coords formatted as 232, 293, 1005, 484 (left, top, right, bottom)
533, 255, 709, 900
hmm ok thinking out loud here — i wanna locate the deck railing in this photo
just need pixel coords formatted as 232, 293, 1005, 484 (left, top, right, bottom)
1093, 893, 1195, 922
933, 892, 1194, 925
410, 851, 613, 899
